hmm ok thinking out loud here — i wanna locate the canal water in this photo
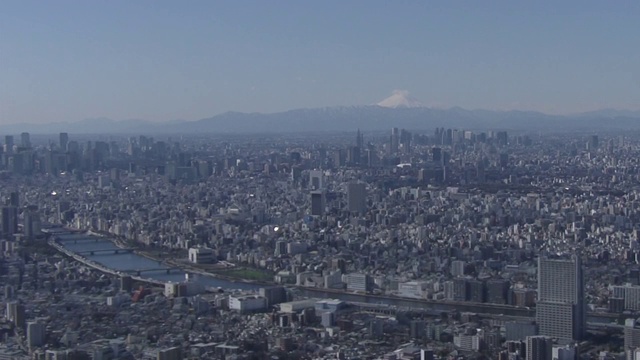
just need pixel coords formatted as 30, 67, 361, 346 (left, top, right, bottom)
56, 233, 260, 291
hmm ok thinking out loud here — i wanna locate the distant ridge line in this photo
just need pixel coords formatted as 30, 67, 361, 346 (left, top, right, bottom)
2, 105, 640, 134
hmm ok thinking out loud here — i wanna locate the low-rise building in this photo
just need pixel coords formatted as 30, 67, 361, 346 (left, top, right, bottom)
278, 299, 317, 313
398, 281, 430, 298
228, 295, 267, 313
188, 247, 215, 264
344, 273, 371, 292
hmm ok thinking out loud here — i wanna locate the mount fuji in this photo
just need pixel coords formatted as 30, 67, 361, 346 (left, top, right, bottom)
3, 90, 640, 133
376, 90, 424, 108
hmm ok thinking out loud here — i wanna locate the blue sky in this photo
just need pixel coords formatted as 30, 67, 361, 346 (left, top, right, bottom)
1, 1, 639, 124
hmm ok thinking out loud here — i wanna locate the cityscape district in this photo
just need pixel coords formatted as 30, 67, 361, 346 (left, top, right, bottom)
0, 128, 639, 360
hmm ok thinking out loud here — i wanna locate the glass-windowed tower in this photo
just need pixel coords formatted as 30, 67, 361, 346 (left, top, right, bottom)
536, 255, 585, 342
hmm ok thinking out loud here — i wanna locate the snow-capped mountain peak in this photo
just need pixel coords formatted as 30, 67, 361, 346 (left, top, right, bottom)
376, 90, 423, 108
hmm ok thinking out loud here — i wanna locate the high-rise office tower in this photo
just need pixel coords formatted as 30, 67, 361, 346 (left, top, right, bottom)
317, 148, 327, 166
365, 148, 377, 168
4, 135, 14, 154
27, 321, 46, 348
20, 132, 31, 148
59, 132, 69, 152
536, 255, 585, 342
451, 129, 460, 145
1, 206, 18, 237
8, 192, 19, 207
444, 129, 453, 145
390, 128, 399, 155
476, 159, 486, 183
356, 129, 364, 150
625, 318, 640, 350
6, 302, 25, 329
417, 169, 427, 183
496, 131, 508, 146
526, 336, 553, 360
310, 191, 325, 216
450, 260, 465, 277
309, 170, 325, 190
347, 182, 367, 214
290, 167, 302, 183
23, 208, 41, 240
400, 129, 411, 153
346, 146, 360, 166
499, 153, 509, 168
333, 149, 345, 167
432, 147, 442, 163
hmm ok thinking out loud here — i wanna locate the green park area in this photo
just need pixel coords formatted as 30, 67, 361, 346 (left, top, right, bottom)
215, 267, 273, 282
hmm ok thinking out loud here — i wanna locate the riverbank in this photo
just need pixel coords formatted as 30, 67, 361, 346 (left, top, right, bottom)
51, 230, 625, 325
48, 237, 165, 287
162, 257, 274, 286
82, 229, 277, 287
50, 231, 262, 290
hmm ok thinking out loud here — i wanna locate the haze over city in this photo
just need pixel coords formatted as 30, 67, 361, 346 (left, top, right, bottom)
6, 2, 640, 359
1, 1, 640, 126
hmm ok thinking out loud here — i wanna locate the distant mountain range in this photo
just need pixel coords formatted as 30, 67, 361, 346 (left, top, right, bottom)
2, 106, 640, 135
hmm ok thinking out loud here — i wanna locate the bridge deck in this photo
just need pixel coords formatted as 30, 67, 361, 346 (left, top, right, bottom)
121, 268, 177, 275
76, 248, 134, 255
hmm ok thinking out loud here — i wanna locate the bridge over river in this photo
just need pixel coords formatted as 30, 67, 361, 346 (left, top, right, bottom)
121, 268, 179, 276
75, 248, 134, 256
50, 230, 259, 290
47, 228, 632, 329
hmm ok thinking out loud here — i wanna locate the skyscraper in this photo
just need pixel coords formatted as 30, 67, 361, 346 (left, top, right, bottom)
356, 129, 364, 150
27, 321, 46, 348
496, 131, 508, 146
536, 255, 585, 342
1, 206, 18, 237
432, 147, 442, 163
526, 336, 553, 360
390, 128, 399, 155
59, 132, 69, 152
6, 302, 25, 330
346, 146, 360, 166
400, 129, 412, 153
8, 192, 19, 207
347, 182, 367, 214
310, 191, 325, 216
20, 132, 31, 148
625, 318, 640, 351
309, 170, 325, 190
4, 135, 14, 154
24, 208, 41, 240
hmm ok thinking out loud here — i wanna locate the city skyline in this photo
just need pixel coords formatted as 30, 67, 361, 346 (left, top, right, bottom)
2, 125, 640, 357
1, 1, 640, 125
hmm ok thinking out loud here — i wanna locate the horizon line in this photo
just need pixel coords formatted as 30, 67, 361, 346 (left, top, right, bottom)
3, 104, 640, 127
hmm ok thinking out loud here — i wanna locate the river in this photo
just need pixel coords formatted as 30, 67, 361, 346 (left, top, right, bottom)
56, 233, 260, 291
55, 232, 624, 325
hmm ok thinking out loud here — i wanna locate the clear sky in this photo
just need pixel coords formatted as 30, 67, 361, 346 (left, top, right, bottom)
1, 1, 639, 124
